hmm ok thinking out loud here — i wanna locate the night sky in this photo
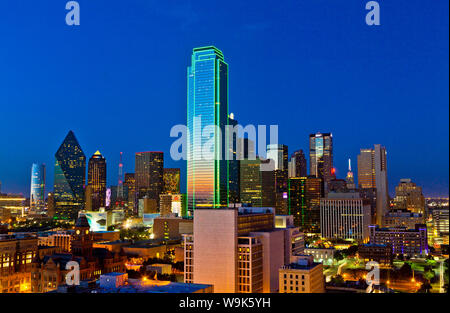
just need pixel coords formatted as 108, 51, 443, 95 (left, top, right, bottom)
0, 0, 448, 197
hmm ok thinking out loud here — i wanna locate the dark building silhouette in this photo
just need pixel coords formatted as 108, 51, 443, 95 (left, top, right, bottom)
87, 151, 107, 211
53, 131, 86, 218
291, 149, 307, 177
135, 152, 164, 204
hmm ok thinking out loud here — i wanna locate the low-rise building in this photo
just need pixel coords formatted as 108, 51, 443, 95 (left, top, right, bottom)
55, 272, 213, 293
368, 224, 428, 258
357, 243, 393, 266
0, 233, 37, 293
279, 255, 324, 293
304, 247, 335, 265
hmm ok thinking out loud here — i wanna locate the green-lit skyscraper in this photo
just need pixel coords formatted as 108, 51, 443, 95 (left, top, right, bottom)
53, 130, 86, 218
187, 46, 229, 213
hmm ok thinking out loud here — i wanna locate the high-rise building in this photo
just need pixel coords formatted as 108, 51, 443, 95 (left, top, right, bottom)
135, 152, 164, 203
87, 151, 107, 211
393, 179, 425, 214
267, 144, 288, 171
228, 113, 240, 204
346, 158, 355, 190
304, 177, 323, 233
123, 173, 135, 213
240, 159, 262, 207
320, 192, 371, 241
30, 163, 46, 213
275, 170, 289, 215
53, 130, 86, 218
357, 144, 389, 226
187, 46, 229, 211
288, 177, 307, 228
184, 207, 299, 293
289, 150, 307, 178
237, 138, 256, 160
309, 133, 333, 188
163, 168, 180, 194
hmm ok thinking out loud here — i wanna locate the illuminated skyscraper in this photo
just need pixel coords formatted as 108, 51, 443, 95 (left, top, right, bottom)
346, 158, 355, 190
304, 176, 323, 233
135, 152, 164, 203
163, 168, 181, 194
393, 178, 425, 214
309, 132, 333, 187
53, 130, 86, 217
240, 159, 262, 206
187, 46, 229, 211
228, 113, 240, 204
288, 177, 307, 228
124, 173, 136, 213
357, 144, 389, 226
267, 144, 288, 171
289, 149, 307, 178
87, 151, 107, 211
30, 163, 45, 213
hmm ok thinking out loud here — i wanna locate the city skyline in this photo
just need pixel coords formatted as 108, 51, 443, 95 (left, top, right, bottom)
1, 0, 448, 197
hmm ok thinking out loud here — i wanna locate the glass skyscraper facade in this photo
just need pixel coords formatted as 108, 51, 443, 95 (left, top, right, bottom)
309, 132, 333, 187
30, 163, 45, 212
187, 46, 229, 212
53, 130, 86, 217
87, 150, 107, 211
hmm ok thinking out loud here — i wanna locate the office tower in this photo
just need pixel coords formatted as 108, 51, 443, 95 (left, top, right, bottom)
228, 113, 240, 204
135, 151, 164, 203
163, 168, 181, 194
320, 192, 371, 241
124, 173, 136, 213
279, 255, 324, 293
30, 163, 46, 213
266, 144, 288, 171
261, 167, 276, 208
187, 46, 229, 211
275, 170, 289, 215
384, 210, 424, 229
184, 207, 297, 293
393, 179, 425, 214
290, 149, 307, 178
237, 138, 256, 160
359, 187, 377, 224
309, 132, 333, 187
304, 177, 323, 233
369, 224, 428, 257
346, 158, 355, 189
357, 144, 389, 226
87, 151, 107, 211
240, 159, 262, 207
432, 209, 449, 246
288, 177, 307, 228
53, 130, 86, 218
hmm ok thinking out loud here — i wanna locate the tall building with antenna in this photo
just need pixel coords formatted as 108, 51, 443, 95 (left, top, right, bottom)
116, 152, 125, 208
346, 158, 355, 190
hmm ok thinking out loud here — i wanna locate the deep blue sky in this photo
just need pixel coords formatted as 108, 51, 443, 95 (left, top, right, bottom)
0, 0, 448, 197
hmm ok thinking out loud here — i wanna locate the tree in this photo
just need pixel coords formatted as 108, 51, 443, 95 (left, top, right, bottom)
334, 251, 344, 262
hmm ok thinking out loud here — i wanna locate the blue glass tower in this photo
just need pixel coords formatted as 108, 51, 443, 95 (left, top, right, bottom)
187, 46, 229, 212
30, 163, 45, 212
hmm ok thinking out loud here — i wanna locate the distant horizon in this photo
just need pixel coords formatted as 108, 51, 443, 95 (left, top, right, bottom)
1, 0, 448, 198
